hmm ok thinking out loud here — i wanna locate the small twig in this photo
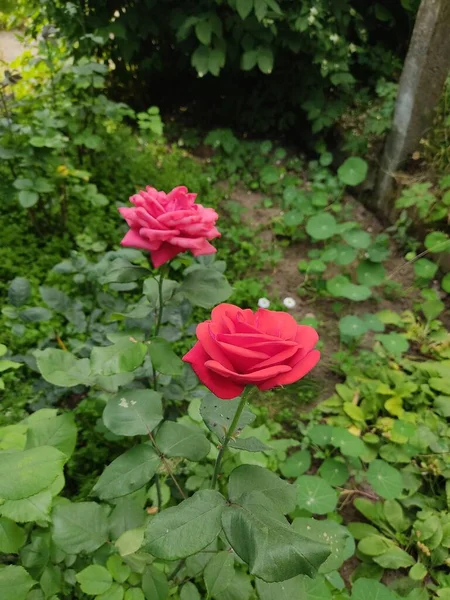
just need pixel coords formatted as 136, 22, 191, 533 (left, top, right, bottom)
338, 487, 378, 501
146, 428, 187, 500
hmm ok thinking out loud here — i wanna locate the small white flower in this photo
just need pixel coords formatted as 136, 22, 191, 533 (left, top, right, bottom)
329, 34, 340, 43
349, 43, 357, 53
119, 398, 129, 408
310, 6, 318, 16
307, 14, 316, 24
283, 297, 296, 309
258, 297, 271, 309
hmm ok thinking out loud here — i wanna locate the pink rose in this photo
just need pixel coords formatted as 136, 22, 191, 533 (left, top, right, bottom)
119, 185, 220, 268
183, 303, 320, 399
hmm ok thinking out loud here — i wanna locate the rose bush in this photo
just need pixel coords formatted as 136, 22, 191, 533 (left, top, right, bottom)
183, 303, 320, 399
119, 185, 220, 267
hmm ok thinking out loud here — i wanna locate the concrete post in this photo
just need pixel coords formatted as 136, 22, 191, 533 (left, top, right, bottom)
373, 0, 450, 221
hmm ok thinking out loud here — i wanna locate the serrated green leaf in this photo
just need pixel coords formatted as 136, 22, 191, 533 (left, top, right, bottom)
337, 157, 368, 186
52, 502, 110, 554
0, 446, 65, 500
204, 551, 234, 597
155, 421, 210, 462
222, 494, 330, 582
144, 490, 226, 559
228, 464, 296, 514
76, 565, 112, 595
103, 389, 163, 437
92, 444, 160, 500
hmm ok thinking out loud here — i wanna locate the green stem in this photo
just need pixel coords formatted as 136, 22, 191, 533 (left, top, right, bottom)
152, 267, 166, 391
154, 271, 165, 337
168, 559, 185, 581
154, 472, 162, 508
211, 387, 252, 490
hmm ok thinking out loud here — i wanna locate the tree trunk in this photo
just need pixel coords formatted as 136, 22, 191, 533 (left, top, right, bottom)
373, 0, 450, 221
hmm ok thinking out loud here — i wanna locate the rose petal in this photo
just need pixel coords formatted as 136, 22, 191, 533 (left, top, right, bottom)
195, 323, 235, 371
248, 344, 299, 371
183, 343, 244, 399
294, 325, 319, 349
255, 309, 299, 339
205, 360, 291, 383
191, 240, 218, 256
257, 350, 320, 390
120, 229, 154, 252
150, 243, 182, 268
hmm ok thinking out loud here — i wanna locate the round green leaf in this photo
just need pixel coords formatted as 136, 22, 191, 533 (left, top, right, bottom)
308, 425, 334, 446
76, 565, 112, 595
280, 450, 311, 478
326, 275, 371, 301
337, 157, 368, 186
334, 244, 357, 265
18, 190, 39, 208
375, 333, 409, 357
414, 258, 438, 279
103, 390, 163, 437
362, 314, 385, 332
292, 518, 354, 573
330, 427, 365, 457
306, 214, 337, 240
339, 316, 367, 338
366, 460, 403, 500
318, 459, 349, 486
356, 261, 386, 286
424, 231, 450, 253
342, 229, 371, 249
0, 446, 65, 500
442, 273, 450, 293
296, 476, 338, 514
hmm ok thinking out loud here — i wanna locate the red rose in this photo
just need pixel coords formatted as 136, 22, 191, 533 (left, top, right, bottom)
119, 185, 220, 268
183, 303, 320, 399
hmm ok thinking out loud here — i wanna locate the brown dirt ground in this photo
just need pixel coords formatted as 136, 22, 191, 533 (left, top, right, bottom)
225, 185, 421, 401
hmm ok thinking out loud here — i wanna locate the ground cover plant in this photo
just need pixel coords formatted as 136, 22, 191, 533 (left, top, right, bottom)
1, 4, 450, 600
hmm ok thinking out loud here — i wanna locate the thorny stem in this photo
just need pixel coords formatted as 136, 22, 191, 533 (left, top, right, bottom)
211, 387, 253, 490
